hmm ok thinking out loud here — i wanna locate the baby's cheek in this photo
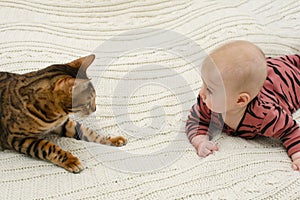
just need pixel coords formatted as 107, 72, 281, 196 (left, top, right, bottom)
211, 98, 226, 113
205, 98, 213, 110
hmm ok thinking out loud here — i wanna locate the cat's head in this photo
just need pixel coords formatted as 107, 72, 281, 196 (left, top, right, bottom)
52, 55, 97, 116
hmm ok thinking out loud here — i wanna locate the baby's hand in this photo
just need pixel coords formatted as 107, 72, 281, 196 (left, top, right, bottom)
291, 152, 300, 171
191, 135, 218, 157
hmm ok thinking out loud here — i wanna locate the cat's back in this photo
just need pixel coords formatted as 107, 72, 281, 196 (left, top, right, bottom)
0, 71, 18, 84
0, 71, 19, 105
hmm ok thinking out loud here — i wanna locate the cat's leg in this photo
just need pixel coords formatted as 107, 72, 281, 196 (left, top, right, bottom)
7, 135, 84, 173
55, 118, 127, 146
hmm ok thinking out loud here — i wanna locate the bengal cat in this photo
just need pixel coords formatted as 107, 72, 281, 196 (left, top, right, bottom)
0, 55, 126, 173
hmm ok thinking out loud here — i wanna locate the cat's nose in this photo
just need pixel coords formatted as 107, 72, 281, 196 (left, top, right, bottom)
92, 104, 96, 112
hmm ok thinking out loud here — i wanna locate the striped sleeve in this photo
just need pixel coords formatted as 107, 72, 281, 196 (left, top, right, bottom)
185, 95, 211, 142
284, 54, 300, 69
260, 105, 300, 157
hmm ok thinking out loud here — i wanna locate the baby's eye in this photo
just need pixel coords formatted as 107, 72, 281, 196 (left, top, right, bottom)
207, 88, 212, 94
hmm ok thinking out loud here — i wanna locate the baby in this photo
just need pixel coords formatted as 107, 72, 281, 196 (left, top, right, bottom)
186, 40, 300, 171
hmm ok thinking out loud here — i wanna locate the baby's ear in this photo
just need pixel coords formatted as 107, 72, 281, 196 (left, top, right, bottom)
237, 93, 251, 107
66, 54, 95, 73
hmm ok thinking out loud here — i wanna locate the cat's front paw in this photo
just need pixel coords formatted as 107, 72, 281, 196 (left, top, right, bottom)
109, 136, 127, 147
61, 153, 84, 173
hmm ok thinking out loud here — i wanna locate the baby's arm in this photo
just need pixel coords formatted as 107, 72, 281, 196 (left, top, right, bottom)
191, 135, 218, 157
186, 95, 218, 157
284, 54, 300, 69
291, 152, 300, 171
286, 113, 300, 171
260, 105, 300, 171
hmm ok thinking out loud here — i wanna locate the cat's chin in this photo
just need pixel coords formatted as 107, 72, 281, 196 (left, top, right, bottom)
75, 113, 89, 118
76, 111, 94, 118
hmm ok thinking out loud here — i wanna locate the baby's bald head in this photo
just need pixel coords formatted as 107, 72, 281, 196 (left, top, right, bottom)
203, 41, 267, 98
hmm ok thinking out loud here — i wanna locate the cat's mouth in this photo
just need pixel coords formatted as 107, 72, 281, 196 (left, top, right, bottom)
78, 112, 91, 117
67, 103, 96, 117
81, 107, 96, 117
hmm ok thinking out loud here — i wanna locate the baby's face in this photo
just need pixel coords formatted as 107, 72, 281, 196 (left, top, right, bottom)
199, 41, 267, 114
200, 61, 238, 114
200, 64, 225, 113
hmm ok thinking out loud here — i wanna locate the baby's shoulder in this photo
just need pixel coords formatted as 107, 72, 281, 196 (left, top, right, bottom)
248, 96, 283, 118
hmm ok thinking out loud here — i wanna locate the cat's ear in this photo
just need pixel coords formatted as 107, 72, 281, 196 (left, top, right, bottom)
66, 54, 95, 73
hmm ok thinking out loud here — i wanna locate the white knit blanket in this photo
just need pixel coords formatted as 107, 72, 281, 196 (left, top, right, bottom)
1, 0, 300, 199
